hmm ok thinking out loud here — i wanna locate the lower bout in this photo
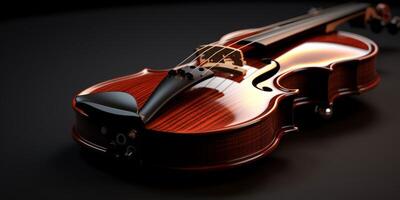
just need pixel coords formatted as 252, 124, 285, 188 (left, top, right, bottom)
72, 113, 294, 170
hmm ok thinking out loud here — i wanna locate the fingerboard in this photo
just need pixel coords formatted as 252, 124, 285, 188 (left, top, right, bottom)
242, 3, 370, 46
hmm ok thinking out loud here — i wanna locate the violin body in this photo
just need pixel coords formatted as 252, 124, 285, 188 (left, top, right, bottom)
72, 3, 397, 170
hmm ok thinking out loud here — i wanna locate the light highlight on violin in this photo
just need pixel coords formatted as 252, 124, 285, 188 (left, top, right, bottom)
71, 2, 397, 170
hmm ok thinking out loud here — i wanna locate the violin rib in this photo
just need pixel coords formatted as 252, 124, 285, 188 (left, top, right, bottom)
71, 2, 396, 170
72, 31, 379, 170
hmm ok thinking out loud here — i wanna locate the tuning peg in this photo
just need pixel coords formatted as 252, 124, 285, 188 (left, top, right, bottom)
366, 3, 392, 34
387, 16, 400, 35
376, 3, 392, 23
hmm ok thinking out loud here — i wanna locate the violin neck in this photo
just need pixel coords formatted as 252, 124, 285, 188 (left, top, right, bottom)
241, 2, 370, 46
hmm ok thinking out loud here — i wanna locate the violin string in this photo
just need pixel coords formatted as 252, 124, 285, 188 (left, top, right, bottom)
203, 41, 256, 74
203, 4, 351, 74
203, 9, 336, 91
201, 11, 323, 76
220, 69, 258, 93
194, 12, 315, 70
203, 76, 217, 88
199, 24, 300, 92
169, 9, 319, 95
174, 11, 315, 73
184, 13, 316, 93
214, 76, 228, 89
215, 78, 229, 91
173, 43, 216, 69
202, 32, 281, 93
205, 4, 362, 92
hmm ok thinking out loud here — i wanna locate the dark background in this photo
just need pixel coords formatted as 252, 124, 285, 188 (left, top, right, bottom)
1, 0, 400, 20
1, 1, 400, 199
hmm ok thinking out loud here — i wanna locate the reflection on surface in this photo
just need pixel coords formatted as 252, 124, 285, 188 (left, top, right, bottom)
75, 96, 378, 198
277, 42, 369, 72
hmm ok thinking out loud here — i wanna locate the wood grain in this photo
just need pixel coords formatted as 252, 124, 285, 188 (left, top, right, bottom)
72, 31, 380, 169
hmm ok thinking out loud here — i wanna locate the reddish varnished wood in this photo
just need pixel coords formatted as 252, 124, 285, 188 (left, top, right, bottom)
72, 30, 379, 170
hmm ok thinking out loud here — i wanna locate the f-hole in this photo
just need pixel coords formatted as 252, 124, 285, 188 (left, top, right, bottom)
252, 61, 280, 92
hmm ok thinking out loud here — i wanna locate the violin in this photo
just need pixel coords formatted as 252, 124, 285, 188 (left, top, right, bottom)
72, 2, 399, 170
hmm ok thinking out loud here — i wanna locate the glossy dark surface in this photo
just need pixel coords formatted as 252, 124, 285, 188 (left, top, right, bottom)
139, 65, 214, 123
75, 91, 139, 118
1, 2, 400, 200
